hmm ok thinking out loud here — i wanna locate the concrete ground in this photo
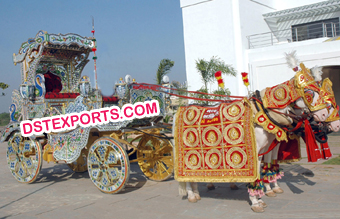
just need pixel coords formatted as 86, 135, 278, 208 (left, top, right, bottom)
0, 136, 340, 219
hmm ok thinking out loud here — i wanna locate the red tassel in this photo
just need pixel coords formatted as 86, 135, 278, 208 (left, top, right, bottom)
258, 139, 279, 156
91, 30, 95, 33
241, 72, 248, 77
215, 71, 222, 78
320, 135, 332, 159
302, 120, 322, 162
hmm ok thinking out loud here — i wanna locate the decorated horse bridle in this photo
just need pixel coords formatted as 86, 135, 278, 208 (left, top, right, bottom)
320, 78, 340, 122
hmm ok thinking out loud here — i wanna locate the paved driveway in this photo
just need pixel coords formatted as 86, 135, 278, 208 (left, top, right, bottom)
0, 139, 340, 219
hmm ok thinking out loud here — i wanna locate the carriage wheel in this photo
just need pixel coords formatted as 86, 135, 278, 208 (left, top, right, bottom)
6, 132, 43, 183
67, 148, 89, 173
137, 134, 173, 181
87, 137, 130, 193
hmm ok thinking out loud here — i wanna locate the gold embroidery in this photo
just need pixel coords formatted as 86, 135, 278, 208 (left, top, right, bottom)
187, 109, 195, 121
226, 147, 247, 169
184, 150, 202, 170
223, 124, 244, 145
207, 131, 217, 143
294, 63, 327, 111
222, 102, 244, 121
205, 149, 222, 169
183, 128, 199, 147
228, 105, 240, 116
232, 153, 242, 165
174, 98, 259, 183
202, 127, 222, 147
254, 104, 288, 142
183, 106, 200, 125
187, 132, 195, 144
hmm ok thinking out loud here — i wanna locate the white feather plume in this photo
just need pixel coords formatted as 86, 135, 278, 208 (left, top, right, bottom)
311, 65, 323, 81
285, 51, 299, 69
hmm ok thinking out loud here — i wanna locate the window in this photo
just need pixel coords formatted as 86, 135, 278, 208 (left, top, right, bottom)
291, 18, 340, 42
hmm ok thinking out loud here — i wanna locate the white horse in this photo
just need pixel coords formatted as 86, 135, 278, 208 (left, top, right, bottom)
262, 76, 340, 197
173, 52, 332, 212
262, 105, 340, 196
172, 91, 328, 212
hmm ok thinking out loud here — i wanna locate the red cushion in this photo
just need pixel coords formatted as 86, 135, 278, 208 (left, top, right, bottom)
45, 92, 80, 99
103, 96, 119, 102
44, 71, 62, 93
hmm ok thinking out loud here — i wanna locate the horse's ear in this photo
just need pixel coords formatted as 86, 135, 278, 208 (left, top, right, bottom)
285, 51, 299, 70
311, 65, 323, 81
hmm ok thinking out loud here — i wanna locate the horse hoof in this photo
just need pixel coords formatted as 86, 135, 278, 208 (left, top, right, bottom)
230, 184, 239, 190
265, 191, 277, 197
207, 184, 215, 190
251, 205, 265, 213
194, 193, 201, 200
188, 196, 197, 203
258, 201, 267, 208
273, 187, 284, 194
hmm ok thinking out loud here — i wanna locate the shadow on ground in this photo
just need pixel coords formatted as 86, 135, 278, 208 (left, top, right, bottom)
180, 164, 317, 203
33, 162, 149, 194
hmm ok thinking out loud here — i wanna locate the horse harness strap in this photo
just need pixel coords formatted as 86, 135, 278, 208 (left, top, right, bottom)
253, 91, 286, 129
253, 90, 305, 134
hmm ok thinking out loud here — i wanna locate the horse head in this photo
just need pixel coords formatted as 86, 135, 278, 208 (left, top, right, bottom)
319, 78, 340, 132
293, 63, 328, 122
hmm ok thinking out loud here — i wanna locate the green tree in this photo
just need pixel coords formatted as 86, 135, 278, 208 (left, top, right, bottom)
193, 56, 236, 105
195, 56, 236, 90
0, 82, 9, 96
172, 80, 188, 107
156, 59, 174, 85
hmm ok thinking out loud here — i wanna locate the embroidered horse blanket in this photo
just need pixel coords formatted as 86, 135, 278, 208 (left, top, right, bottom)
174, 98, 259, 182
262, 79, 301, 109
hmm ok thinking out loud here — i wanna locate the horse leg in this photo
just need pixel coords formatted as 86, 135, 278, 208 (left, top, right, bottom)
207, 182, 215, 190
271, 159, 284, 194
186, 182, 197, 203
206, 182, 238, 190
268, 143, 284, 194
230, 182, 239, 190
191, 182, 201, 200
263, 151, 276, 197
257, 196, 267, 208
248, 153, 265, 213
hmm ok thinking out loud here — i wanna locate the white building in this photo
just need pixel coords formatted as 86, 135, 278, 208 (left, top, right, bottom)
180, 0, 340, 104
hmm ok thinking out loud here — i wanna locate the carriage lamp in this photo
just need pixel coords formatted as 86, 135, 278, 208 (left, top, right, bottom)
115, 77, 127, 99
79, 75, 91, 97
162, 75, 171, 97
19, 82, 35, 100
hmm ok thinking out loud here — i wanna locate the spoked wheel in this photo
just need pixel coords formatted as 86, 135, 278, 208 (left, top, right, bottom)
137, 134, 173, 181
67, 148, 89, 173
87, 137, 130, 193
6, 132, 43, 183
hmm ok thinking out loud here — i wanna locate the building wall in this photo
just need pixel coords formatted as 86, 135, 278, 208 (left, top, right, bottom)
181, 0, 275, 95
247, 38, 340, 92
273, 0, 326, 10
181, 0, 340, 96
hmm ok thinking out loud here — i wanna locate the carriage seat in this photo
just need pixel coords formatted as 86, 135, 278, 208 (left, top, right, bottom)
43, 71, 80, 99
44, 71, 62, 93
102, 96, 119, 103
45, 92, 80, 99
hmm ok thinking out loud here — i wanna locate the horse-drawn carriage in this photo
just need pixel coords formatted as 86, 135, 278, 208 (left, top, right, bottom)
2, 30, 340, 213
1, 30, 174, 193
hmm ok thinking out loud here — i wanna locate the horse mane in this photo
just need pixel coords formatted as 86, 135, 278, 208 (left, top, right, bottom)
285, 51, 299, 69
311, 65, 323, 82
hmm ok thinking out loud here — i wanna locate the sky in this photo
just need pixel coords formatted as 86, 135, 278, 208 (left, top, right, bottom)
0, 0, 186, 113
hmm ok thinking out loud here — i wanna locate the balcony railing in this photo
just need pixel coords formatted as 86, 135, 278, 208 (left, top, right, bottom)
247, 21, 339, 49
